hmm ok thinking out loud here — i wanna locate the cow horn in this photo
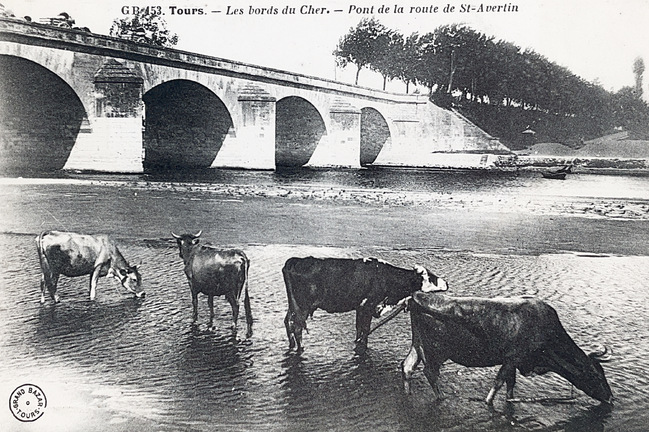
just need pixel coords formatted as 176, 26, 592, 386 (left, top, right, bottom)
171, 231, 181, 239
193, 230, 202, 238
413, 265, 425, 275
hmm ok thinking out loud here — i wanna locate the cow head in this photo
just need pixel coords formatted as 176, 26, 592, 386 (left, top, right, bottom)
171, 231, 202, 262
414, 265, 449, 292
110, 264, 144, 298
577, 347, 614, 404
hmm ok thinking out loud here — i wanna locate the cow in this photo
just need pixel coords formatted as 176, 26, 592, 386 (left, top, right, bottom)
36, 230, 144, 303
282, 256, 449, 353
401, 291, 613, 405
171, 231, 253, 338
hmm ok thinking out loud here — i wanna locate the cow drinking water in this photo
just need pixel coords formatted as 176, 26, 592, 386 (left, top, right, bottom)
401, 291, 613, 405
172, 231, 253, 338
282, 256, 448, 353
36, 231, 143, 303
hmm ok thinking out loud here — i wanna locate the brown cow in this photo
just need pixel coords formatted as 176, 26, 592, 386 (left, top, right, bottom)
172, 231, 253, 338
36, 230, 143, 303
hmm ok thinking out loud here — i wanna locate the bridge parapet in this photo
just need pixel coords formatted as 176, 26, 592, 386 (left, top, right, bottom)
0, 17, 426, 104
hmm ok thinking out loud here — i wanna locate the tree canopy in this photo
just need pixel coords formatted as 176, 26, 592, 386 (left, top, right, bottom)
110, 9, 178, 47
333, 19, 649, 148
333, 18, 390, 86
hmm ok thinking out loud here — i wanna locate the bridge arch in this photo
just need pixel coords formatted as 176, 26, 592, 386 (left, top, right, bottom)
360, 107, 391, 166
0, 55, 87, 173
275, 96, 326, 167
142, 79, 233, 171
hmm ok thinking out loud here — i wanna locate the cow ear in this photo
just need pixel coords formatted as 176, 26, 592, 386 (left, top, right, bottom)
191, 238, 200, 245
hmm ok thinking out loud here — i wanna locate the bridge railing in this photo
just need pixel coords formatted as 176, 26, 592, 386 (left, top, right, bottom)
0, 17, 427, 104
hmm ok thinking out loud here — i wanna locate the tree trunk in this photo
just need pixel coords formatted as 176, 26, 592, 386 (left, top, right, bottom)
382, 75, 387, 91
446, 49, 456, 94
355, 66, 361, 85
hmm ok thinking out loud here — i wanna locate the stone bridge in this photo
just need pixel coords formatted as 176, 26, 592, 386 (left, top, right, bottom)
0, 17, 508, 173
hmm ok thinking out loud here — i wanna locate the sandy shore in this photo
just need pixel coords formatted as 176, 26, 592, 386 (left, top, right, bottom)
123, 180, 649, 221
3, 176, 649, 221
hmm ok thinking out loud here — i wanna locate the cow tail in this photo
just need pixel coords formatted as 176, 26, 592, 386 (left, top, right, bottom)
243, 257, 253, 330
36, 231, 49, 271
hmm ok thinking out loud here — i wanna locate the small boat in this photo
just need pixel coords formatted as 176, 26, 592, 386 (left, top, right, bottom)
541, 164, 572, 180
541, 170, 567, 180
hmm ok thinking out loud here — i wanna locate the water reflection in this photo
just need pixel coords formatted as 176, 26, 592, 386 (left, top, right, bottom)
35, 297, 145, 339
557, 403, 612, 432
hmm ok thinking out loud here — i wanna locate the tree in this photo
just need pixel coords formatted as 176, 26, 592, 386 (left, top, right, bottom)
110, 9, 178, 47
633, 57, 645, 97
369, 30, 404, 90
333, 18, 390, 85
399, 33, 422, 93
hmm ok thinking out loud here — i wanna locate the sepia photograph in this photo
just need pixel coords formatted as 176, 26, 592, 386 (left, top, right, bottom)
1, 0, 648, 430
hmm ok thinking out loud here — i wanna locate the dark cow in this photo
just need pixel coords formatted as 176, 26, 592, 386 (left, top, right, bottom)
283, 256, 448, 353
172, 231, 253, 338
402, 291, 613, 405
36, 231, 143, 303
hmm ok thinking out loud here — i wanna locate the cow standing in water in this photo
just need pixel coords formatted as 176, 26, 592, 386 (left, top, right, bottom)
282, 256, 448, 353
402, 291, 613, 405
36, 231, 144, 303
172, 231, 253, 338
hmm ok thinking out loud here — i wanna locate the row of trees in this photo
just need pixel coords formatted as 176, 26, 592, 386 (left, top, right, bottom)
334, 18, 649, 147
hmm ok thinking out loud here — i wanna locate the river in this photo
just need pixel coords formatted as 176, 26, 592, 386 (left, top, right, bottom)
1, 167, 648, 431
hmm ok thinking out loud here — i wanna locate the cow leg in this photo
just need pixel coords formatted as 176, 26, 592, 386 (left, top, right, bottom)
284, 310, 306, 353
225, 292, 240, 332
207, 295, 215, 327
486, 363, 516, 405
191, 291, 199, 323
89, 266, 102, 300
422, 362, 443, 400
354, 308, 372, 354
42, 273, 60, 303
38, 257, 59, 303
40, 273, 47, 304
505, 368, 517, 401
401, 345, 421, 394
284, 311, 296, 349
49, 274, 60, 303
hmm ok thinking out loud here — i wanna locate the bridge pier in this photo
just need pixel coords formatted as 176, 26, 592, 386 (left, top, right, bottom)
307, 101, 361, 168
64, 59, 144, 173
212, 86, 276, 170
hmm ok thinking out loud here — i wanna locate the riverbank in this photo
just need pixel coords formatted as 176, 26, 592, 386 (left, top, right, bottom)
2, 174, 649, 221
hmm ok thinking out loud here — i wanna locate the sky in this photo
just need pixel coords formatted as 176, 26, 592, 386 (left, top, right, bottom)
6, 0, 649, 95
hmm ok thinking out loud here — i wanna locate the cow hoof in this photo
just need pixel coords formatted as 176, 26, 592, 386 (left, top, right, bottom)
354, 343, 368, 355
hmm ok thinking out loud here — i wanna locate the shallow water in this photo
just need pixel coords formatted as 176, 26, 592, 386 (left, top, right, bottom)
1, 168, 649, 431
